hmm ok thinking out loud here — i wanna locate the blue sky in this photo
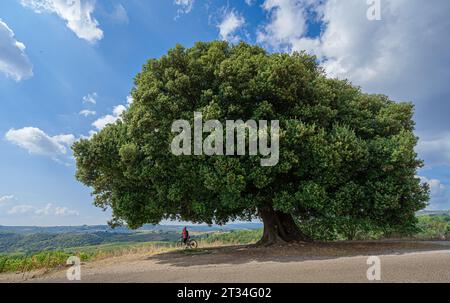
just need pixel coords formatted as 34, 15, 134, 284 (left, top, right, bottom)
0, 0, 449, 226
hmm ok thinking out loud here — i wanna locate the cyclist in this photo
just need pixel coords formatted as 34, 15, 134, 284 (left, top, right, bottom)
182, 226, 189, 245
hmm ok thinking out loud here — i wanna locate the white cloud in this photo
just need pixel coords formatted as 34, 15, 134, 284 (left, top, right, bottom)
417, 133, 450, 167
311, 0, 445, 98
20, 0, 103, 43
90, 96, 127, 131
7, 203, 79, 216
54, 206, 80, 216
418, 176, 448, 209
429, 180, 446, 197
109, 4, 129, 24
245, 0, 255, 6
218, 9, 246, 43
82, 96, 132, 139
5, 127, 75, 157
174, 0, 194, 14
257, 0, 316, 50
0, 19, 33, 81
34, 203, 52, 216
79, 109, 96, 117
419, 176, 445, 196
92, 114, 117, 130
0, 195, 15, 205
260, 0, 450, 102
113, 104, 126, 116
92, 103, 128, 131
126, 95, 133, 106
8, 204, 35, 215
80, 129, 97, 140
82, 92, 97, 104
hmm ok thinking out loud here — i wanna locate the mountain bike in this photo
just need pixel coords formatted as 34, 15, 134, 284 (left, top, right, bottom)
177, 237, 198, 249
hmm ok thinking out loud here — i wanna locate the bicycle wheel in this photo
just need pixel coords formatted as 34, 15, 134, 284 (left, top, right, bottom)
188, 239, 198, 249
176, 240, 183, 248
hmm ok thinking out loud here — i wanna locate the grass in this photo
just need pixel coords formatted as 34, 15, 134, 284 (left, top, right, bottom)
0, 242, 177, 274
0, 251, 78, 274
0, 230, 263, 274
4, 220, 447, 275
64, 240, 173, 254
198, 229, 262, 246
415, 215, 450, 240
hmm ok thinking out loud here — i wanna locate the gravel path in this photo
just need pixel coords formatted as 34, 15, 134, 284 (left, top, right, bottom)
2, 241, 450, 283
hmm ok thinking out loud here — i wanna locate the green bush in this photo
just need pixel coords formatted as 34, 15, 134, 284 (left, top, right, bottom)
416, 215, 450, 239
0, 251, 97, 273
200, 230, 262, 245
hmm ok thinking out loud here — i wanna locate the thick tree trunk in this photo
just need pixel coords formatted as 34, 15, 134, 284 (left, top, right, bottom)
257, 207, 312, 246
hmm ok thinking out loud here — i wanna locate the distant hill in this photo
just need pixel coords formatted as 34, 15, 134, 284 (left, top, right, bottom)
0, 231, 180, 254
0, 223, 262, 234
0, 222, 262, 235
0, 225, 131, 234
0, 223, 262, 254
417, 210, 450, 217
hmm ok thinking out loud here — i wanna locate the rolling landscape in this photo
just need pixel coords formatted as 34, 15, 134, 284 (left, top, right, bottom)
1, 211, 449, 256
0, 212, 449, 282
0, 223, 263, 254
1, 0, 450, 288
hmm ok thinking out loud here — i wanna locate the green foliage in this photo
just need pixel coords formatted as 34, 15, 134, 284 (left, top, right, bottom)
73, 41, 429, 238
0, 251, 74, 273
297, 217, 379, 241
200, 229, 262, 245
416, 215, 450, 239
298, 213, 450, 241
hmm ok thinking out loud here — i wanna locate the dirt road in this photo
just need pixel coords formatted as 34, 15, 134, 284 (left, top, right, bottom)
2, 241, 450, 283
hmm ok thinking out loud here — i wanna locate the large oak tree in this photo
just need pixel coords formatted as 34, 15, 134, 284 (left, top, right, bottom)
73, 41, 429, 245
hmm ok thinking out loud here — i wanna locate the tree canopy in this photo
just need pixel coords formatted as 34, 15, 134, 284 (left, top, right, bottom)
73, 41, 429, 245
